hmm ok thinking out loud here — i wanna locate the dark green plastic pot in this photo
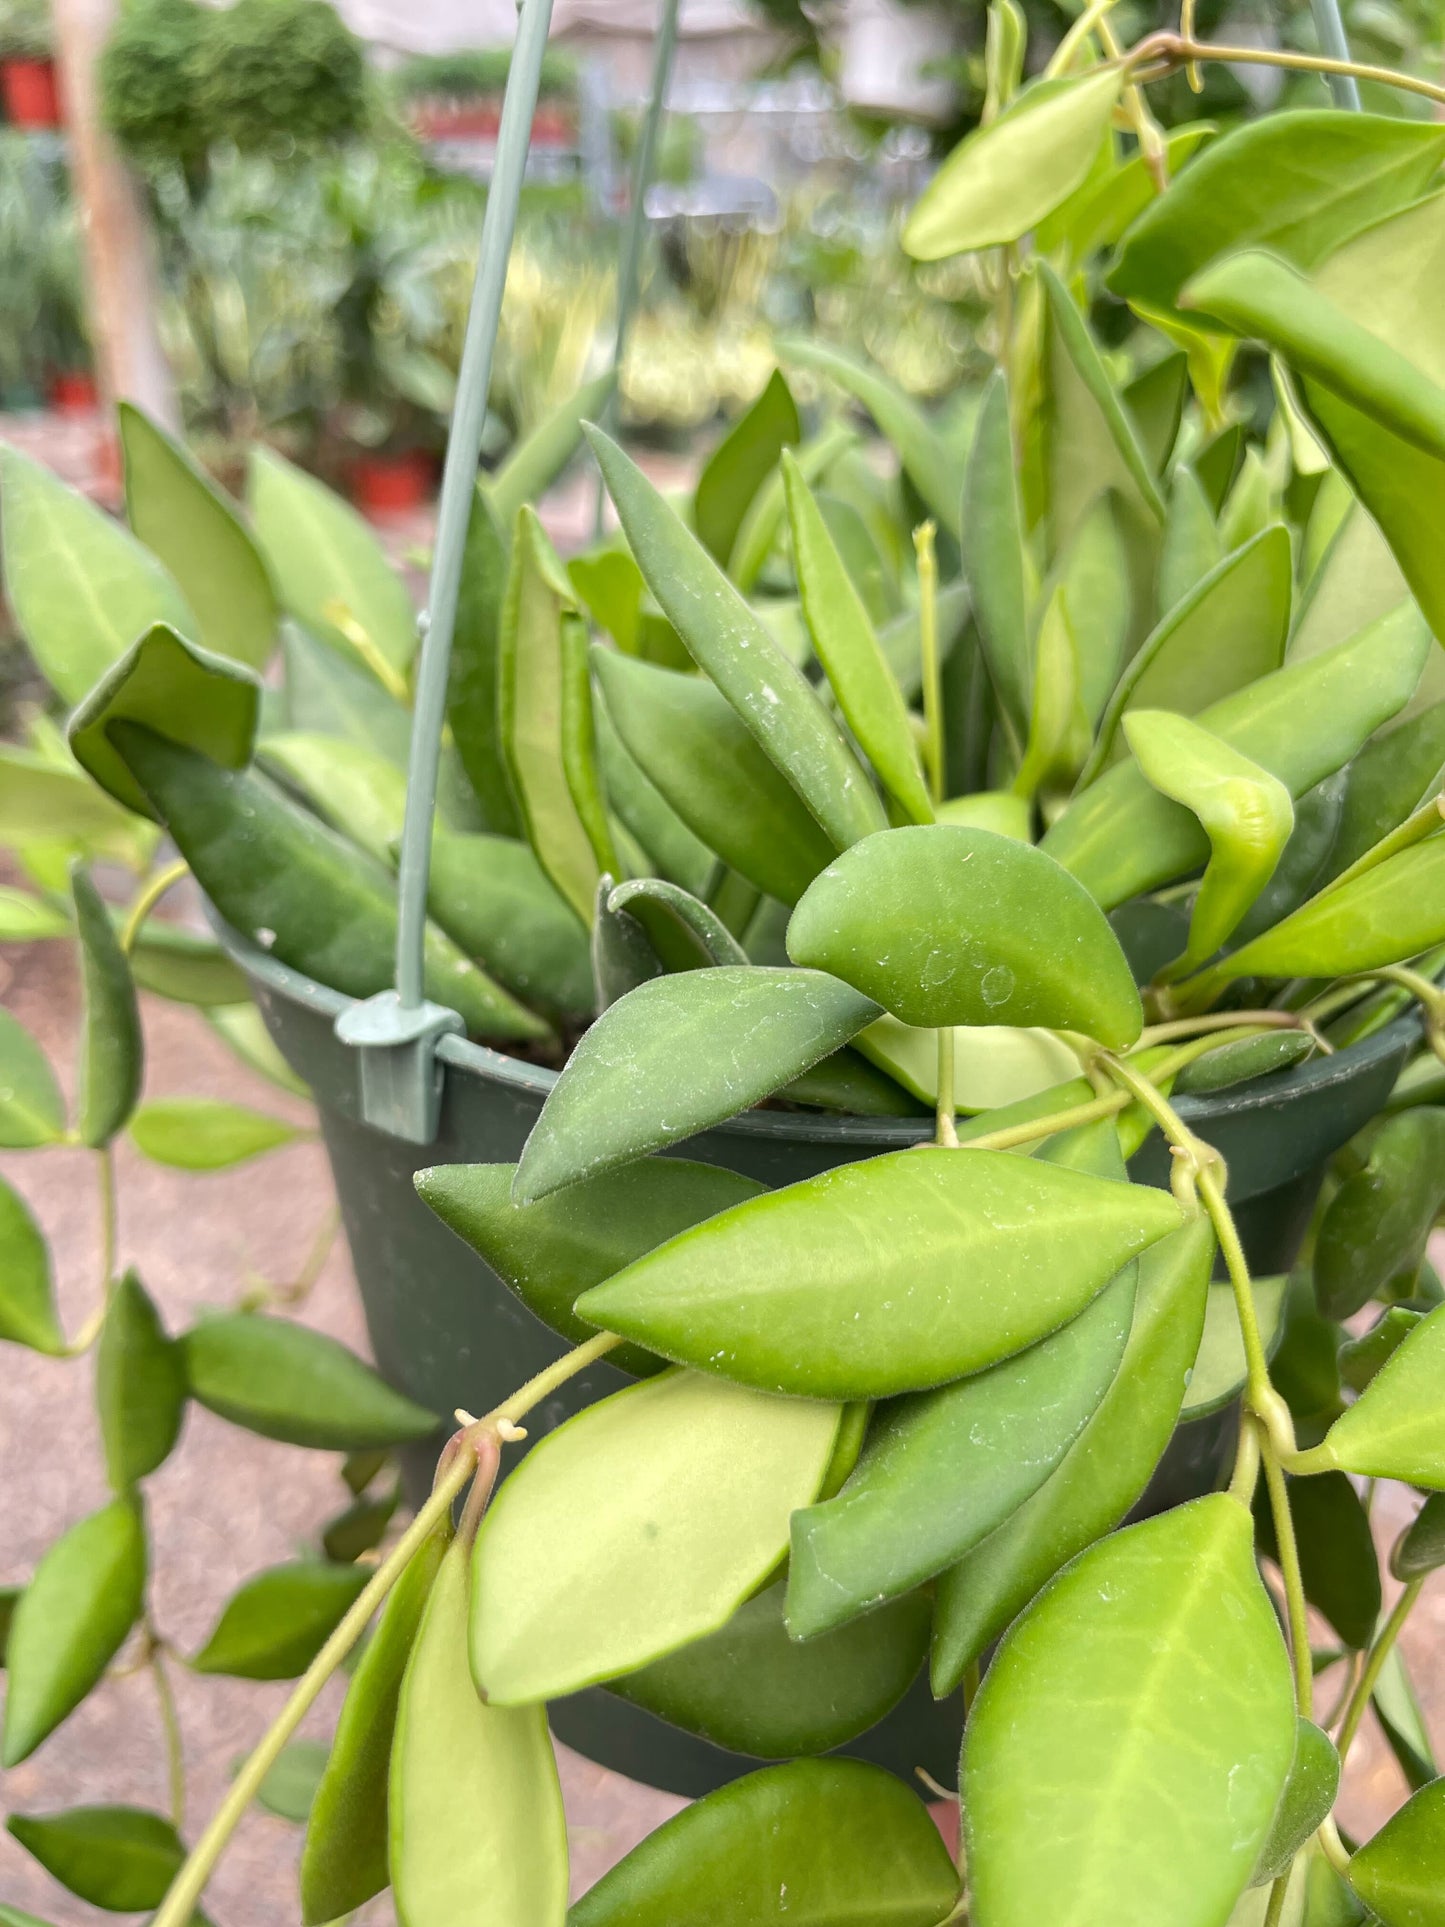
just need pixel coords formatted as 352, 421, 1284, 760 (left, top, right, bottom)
212, 910, 1412, 1797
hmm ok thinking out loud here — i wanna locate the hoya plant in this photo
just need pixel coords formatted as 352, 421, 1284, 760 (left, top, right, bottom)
5, 2, 1445, 1925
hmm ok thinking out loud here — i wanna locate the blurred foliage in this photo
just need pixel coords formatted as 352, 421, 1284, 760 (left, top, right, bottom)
0, 135, 85, 405
0, 0, 50, 60
392, 45, 580, 103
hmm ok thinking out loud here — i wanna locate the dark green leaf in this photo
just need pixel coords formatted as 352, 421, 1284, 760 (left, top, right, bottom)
1319, 1301, 1445, 1486
0, 1010, 64, 1150
1251, 1720, 1341, 1887
257, 731, 408, 862
2, 1497, 146, 1765
0, 1177, 63, 1356
71, 864, 142, 1149
192, 1560, 370, 1679
1340, 1307, 1423, 1394
1270, 1271, 1346, 1429
340, 1447, 389, 1496
96, 1270, 186, 1489
593, 699, 714, 896
607, 876, 748, 971
1124, 350, 1189, 475
962, 371, 1030, 746
1327, 702, 1445, 883
180, 1313, 437, 1450
321, 1486, 398, 1563
6, 1806, 182, 1910
1374, 1646, 1437, 1794
1175, 1033, 1315, 1096
578, 1146, 1181, 1399
787, 823, 1142, 1045
1346, 1777, 1445, 1926
695, 370, 800, 567
1315, 1110, 1445, 1319
570, 1758, 960, 1927
1229, 771, 1348, 946
512, 967, 878, 1203
426, 828, 592, 1019
1393, 1492, 1445, 1580
447, 485, 520, 836
592, 876, 663, 1008
1255, 1471, 1381, 1651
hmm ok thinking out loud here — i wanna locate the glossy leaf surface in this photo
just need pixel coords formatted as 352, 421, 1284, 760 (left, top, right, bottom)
2, 1497, 146, 1765
787, 1263, 1136, 1637
96, 1271, 185, 1490
129, 1097, 298, 1170
932, 1216, 1214, 1692
1182, 1274, 1288, 1419
470, 1370, 841, 1703
120, 403, 277, 670
1174, 1032, 1314, 1096
1347, 1777, 1445, 1927
1315, 1109, 1445, 1319
963, 1495, 1296, 1927
392, 1538, 567, 1927
180, 1313, 437, 1450
571, 1757, 960, 1927
578, 1146, 1181, 1399
192, 1560, 369, 1678
512, 967, 878, 1202
71, 865, 142, 1149
695, 369, 800, 566
1252, 1720, 1341, 1887
427, 829, 592, 1018
787, 824, 1142, 1045
417, 1156, 762, 1371
1320, 1302, 1445, 1486
0, 1178, 63, 1355
6, 1806, 183, 1911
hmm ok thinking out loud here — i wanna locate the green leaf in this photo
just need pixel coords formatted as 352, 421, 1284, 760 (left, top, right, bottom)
107, 727, 546, 1044
964, 1493, 1296, 1927
606, 877, 749, 970
787, 1261, 1136, 1638
426, 828, 592, 1018
786, 823, 1143, 1045
962, 372, 1030, 745
1042, 602, 1431, 909
258, 731, 408, 862
1318, 1300, 1445, 1486
0, 744, 143, 856
119, 403, 277, 670
1039, 262, 1166, 531
129, 1097, 298, 1170
932, 1215, 1214, 1693
1270, 1271, 1346, 1431
96, 1271, 186, 1489
1347, 1777, 1445, 1926
1393, 1492, 1445, 1579
248, 447, 417, 674
1089, 528, 1293, 774
251, 1737, 329, 1823
416, 1156, 763, 1373
856, 1016, 1079, 1113
1160, 465, 1225, 614
588, 426, 886, 852
1174, 1032, 1315, 1096
471, 1370, 841, 1704
935, 790, 1031, 839
594, 650, 836, 904
180, 1312, 438, 1450
775, 339, 961, 528
71, 864, 143, 1148
570, 1758, 960, 1927
578, 1146, 1181, 1400
192, 1560, 369, 1679
280, 617, 412, 764
1251, 1720, 1341, 1888
1181, 1274, 1288, 1419
730, 419, 858, 595
0, 888, 69, 941
610, 1575, 929, 1758
2, 1496, 146, 1766
591, 877, 663, 1008
499, 508, 602, 923
1051, 495, 1132, 730
785, 455, 932, 824
1327, 702, 1445, 883
128, 922, 251, 1008
1124, 711, 1294, 972
447, 486, 520, 836
68, 623, 262, 820
1255, 1472, 1381, 1652
1340, 1307, 1423, 1395
695, 369, 801, 566
488, 371, 613, 531
391, 1538, 568, 1927
593, 698, 715, 897
512, 967, 879, 1203
0, 1178, 63, 1355
1108, 111, 1445, 314
1123, 350, 1189, 475
1374, 1646, 1438, 1794
0, 441, 195, 704
1315, 1110, 1445, 1320
904, 69, 1123, 261
6, 1806, 182, 1911
321, 1486, 398, 1564
301, 1521, 451, 1925
0, 1008, 64, 1148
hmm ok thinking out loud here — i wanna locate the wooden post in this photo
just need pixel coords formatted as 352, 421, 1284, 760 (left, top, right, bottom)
49, 0, 179, 432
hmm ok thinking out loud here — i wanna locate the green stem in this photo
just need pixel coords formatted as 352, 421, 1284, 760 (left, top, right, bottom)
936, 1027, 959, 1148
67, 1146, 119, 1356
1318, 1817, 1351, 1878
1137, 1010, 1309, 1048
1126, 29, 1445, 108
915, 521, 944, 809
1262, 1870, 1292, 1927
1047, 0, 1122, 73
1336, 1579, 1424, 1761
1262, 1446, 1313, 1717
120, 859, 189, 956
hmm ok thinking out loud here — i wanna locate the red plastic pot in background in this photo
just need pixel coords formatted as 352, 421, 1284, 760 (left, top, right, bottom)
352, 449, 434, 520
48, 370, 98, 415
1, 57, 61, 128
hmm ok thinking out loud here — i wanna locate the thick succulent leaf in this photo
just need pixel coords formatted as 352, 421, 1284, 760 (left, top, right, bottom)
469, 1370, 842, 1703
1182, 1274, 1288, 1419
108, 727, 546, 1043
1346, 1777, 1445, 1927
446, 485, 519, 836
594, 650, 836, 904
961, 372, 1030, 746
488, 371, 614, 530
1124, 350, 1189, 475
1160, 466, 1225, 613
1327, 702, 1445, 883
426, 829, 592, 1019
6, 1806, 183, 1911
119, 403, 277, 670
587, 426, 886, 851
68, 623, 261, 819
248, 447, 417, 673
0, 441, 195, 704
192, 1560, 369, 1678
0, 1179, 63, 1356
904, 68, 1122, 260
1393, 1492, 1445, 1579
71, 865, 143, 1149
1251, 1721, 1341, 1888
512, 967, 879, 1203
416, 1156, 763, 1372
578, 1146, 1181, 1400
0, 1010, 64, 1149
695, 369, 801, 566
180, 1312, 437, 1450
96, 1271, 186, 1490
1340, 1308, 1423, 1395
610, 1576, 928, 1758
1175, 1033, 1314, 1097
607, 876, 748, 970
129, 1097, 298, 1169
932, 1215, 1214, 1693
392, 1539, 567, 1927
786, 1263, 1136, 1638
301, 1522, 450, 1925
786, 823, 1142, 1045
2, 1497, 146, 1766
570, 1758, 961, 1927
1315, 1110, 1445, 1320
1040, 262, 1166, 532
593, 699, 714, 896
1108, 111, 1445, 313
963, 1494, 1297, 1927
1319, 1301, 1445, 1485
1255, 1470, 1381, 1652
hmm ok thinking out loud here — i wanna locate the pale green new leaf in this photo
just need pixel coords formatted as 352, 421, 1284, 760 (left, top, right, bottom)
0, 1008, 64, 1148
129, 1097, 298, 1169
1320, 1301, 1445, 1486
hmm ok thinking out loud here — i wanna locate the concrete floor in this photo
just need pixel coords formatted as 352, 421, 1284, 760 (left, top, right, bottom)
1, 930, 1441, 1925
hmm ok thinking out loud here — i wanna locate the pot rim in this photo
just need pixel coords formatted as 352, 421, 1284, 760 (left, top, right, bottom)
207, 901, 1420, 1146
